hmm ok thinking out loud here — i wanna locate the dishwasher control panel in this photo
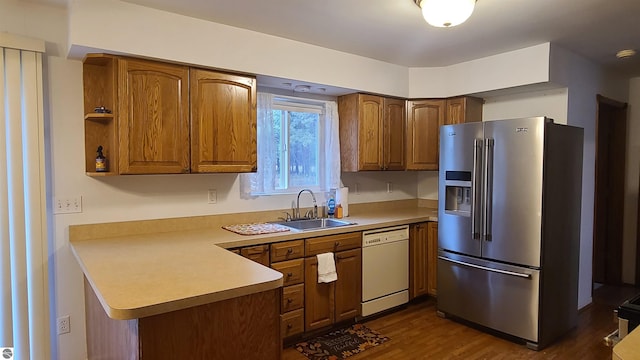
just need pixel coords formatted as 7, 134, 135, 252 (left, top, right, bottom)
362, 225, 409, 247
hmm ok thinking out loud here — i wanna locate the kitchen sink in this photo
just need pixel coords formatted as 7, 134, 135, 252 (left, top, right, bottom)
273, 218, 354, 231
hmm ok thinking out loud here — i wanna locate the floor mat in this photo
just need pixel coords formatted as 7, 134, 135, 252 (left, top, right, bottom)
295, 323, 389, 360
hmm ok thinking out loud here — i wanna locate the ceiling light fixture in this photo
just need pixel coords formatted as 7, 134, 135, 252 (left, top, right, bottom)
616, 49, 636, 59
413, 0, 476, 27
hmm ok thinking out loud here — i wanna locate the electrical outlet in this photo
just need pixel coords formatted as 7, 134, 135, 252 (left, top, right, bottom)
207, 189, 217, 204
54, 196, 82, 214
387, 182, 393, 193
57, 315, 70, 335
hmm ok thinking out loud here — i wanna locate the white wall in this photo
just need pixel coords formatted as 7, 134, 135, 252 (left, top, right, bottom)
482, 88, 569, 124
550, 45, 629, 308
409, 43, 553, 98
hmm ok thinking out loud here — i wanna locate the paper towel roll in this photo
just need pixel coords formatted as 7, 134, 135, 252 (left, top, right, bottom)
335, 187, 349, 217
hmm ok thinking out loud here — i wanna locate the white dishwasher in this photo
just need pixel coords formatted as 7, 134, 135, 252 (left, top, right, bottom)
361, 225, 409, 317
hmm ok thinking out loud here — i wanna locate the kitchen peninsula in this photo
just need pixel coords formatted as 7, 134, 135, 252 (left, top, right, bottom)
70, 200, 437, 359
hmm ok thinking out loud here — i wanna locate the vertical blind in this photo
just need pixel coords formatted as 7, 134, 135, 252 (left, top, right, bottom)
0, 35, 50, 360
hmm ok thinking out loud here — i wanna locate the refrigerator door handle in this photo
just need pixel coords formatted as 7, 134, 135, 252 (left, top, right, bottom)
483, 138, 495, 241
471, 139, 483, 240
438, 256, 532, 279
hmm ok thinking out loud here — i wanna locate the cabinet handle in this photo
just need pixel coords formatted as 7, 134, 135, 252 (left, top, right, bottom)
287, 272, 293, 277
287, 323, 293, 329
335, 241, 341, 248
287, 298, 293, 303
287, 248, 293, 254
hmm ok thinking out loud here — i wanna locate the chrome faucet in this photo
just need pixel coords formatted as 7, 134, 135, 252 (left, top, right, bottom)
296, 189, 318, 220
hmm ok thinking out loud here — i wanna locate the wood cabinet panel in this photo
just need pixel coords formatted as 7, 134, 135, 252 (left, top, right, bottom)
271, 240, 305, 263
190, 69, 257, 173
271, 258, 304, 287
117, 58, 190, 174
240, 245, 270, 266
304, 256, 334, 331
84, 277, 281, 360
334, 248, 362, 322
409, 222, 429, 299
139, 288, 281, 360
305, 232, 361, 256
427, 222, 438, 296
406, 99, 444, 171
281, 308, 304, 338
384, 98, 406, 170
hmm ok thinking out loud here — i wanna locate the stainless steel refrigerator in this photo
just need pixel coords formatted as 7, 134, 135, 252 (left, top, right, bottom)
437, 117, 583, 350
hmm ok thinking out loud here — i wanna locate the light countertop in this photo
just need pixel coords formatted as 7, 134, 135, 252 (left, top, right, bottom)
70, 202, 437, 320
613, 326, 640, 360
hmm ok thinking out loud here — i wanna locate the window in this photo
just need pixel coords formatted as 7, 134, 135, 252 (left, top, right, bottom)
240, 93, 341, 197
272, 99, 323, 192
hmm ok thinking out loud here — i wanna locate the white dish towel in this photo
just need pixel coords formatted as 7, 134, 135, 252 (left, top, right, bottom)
317, 252, 337, 283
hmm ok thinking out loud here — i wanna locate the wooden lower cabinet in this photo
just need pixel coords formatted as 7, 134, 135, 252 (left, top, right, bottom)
304, 256, 334, 330
427, 222, 438, 296
410, 221, 438, 299
334, 248, 362, 322
84, 278, 281, 360
409, 222, 429, 299
304, 246, 362, 332
271, 240, 306, 339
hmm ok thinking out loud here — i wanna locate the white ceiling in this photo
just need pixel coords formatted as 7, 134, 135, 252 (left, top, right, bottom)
115, 0, 640, 80
30, 0, 640, 94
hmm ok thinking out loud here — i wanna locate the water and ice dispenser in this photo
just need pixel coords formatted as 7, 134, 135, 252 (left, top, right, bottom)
444, 171, 472, 215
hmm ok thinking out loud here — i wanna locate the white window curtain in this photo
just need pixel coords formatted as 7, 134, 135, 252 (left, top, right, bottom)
0, 34, 50, 360
240, 92, 341, 198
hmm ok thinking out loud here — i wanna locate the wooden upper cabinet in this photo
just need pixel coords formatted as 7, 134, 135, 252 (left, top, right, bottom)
117, 58, 190, 174
338, 93, 405, 171
406, 99, 445, 170
384, 98, 406, 170
190, 69, 257, 173
445, 96, 483, 125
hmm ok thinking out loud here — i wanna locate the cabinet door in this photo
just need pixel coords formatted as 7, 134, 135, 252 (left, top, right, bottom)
358, 94, 384, 170
406, 99, 445, 170
409, 223, 429, 299
304, 256, 334, 331
383, 98, 406, 170
445, 96, 483, 125
334, 248, 362, 322
427, 222, 438, 296
190, 69, 257, 173
118, 58, 190, 174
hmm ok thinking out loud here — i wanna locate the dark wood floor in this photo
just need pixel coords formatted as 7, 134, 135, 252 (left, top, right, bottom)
282, 285, 640, 360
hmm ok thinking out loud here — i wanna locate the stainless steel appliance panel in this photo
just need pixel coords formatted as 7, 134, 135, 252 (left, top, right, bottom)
482, 117, 545, 268
438, 122, 483, 257
437, 251, 540, 343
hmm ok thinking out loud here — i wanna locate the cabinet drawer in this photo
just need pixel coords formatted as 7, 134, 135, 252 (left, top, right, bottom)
306, 232, 361, 256
281, 308, 304, 338
282, 283, 304, 313
240, 245, 270, 266
271, 258, 304, 286
271, 240, 304, 263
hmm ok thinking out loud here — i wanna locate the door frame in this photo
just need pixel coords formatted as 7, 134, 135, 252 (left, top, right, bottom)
592, 94, 629, 288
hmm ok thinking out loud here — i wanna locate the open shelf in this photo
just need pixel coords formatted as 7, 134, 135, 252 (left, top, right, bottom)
83, 54, 119, 175
84, 113, 114, 121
